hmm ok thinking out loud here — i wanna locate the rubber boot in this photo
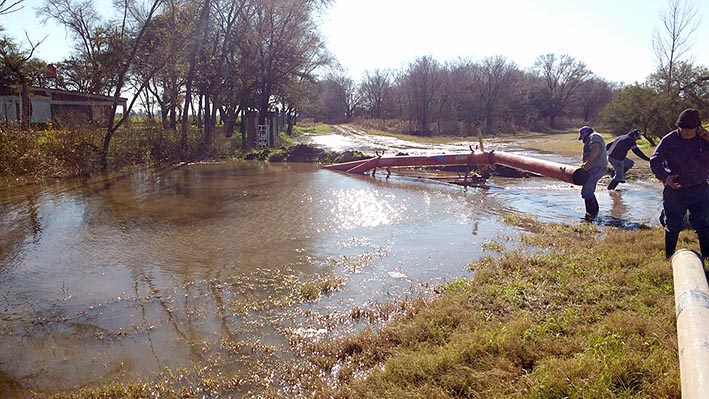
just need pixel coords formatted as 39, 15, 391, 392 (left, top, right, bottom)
665, 231, 679, 259
584, 197, 599, 221
607, 180, 620, 190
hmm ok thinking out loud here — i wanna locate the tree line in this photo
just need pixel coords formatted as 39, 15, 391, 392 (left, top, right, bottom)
0, 0, 707, 169
316, 0, 707, 144
317, 53, 616, 137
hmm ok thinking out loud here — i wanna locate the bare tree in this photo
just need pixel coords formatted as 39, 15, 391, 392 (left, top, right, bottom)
42, 0, 169, 168
474, 55, 520, 134
251, 0, 329, 126
401, 55, 440, 135
359, 68, 392, 120
532, 53, 592, 127
320, 70, 360, 122
441, 59, 478, 135
575, 77, 616, 122
0, 0, 22, 16
39, 0, 118, 95
179, 0, 211, 159
652, 0, 700, 94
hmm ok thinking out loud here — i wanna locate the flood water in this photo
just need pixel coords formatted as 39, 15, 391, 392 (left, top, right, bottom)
0, 131, 664, 397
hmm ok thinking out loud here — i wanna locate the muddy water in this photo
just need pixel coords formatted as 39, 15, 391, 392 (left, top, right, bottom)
0, 135, 664, 396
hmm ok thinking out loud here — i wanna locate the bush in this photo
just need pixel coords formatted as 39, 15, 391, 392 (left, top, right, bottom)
0, 121, 248, 186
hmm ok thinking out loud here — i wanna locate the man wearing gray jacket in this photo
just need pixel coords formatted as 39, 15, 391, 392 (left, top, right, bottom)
578, 126, 608, 221
606, 129, 651, 190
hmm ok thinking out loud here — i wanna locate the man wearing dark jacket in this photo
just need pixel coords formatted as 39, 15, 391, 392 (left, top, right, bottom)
650, 108, 709, 259
606, 129, 650, 190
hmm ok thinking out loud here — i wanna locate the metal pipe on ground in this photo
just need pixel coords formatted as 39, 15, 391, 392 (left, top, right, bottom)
672, 249, 709, 399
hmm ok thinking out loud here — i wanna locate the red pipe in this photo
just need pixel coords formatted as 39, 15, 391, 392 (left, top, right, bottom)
490, 151, 588, 185
375, 153, 492, 168
324, 150, 588, 186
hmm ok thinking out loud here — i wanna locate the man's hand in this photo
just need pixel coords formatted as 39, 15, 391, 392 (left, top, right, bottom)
665, 174, 681, 189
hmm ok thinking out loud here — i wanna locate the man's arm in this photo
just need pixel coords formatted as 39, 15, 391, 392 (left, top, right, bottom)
631, 147, 650, 161
649, 138, 681, 188
649, 140, 668, 181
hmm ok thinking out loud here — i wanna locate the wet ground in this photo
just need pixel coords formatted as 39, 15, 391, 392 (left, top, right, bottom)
0, 127, 665, 397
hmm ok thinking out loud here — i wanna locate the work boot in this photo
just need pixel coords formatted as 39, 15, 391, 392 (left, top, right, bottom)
665, 231, 679, 259
607, 180, 620, 190
584, 197, 599, 221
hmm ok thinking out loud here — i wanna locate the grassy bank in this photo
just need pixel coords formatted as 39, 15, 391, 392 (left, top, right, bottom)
302, 216, 691, 398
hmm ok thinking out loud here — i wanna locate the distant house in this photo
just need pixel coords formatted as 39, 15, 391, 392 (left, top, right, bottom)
0, 86, 127, 126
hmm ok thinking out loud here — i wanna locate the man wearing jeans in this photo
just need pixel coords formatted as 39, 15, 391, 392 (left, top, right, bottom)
578, 126, 608, 221
650, 109, 709, 259
606, 129, 650, 190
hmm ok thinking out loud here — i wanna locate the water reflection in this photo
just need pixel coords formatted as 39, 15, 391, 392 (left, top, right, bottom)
0, 160, 665, 396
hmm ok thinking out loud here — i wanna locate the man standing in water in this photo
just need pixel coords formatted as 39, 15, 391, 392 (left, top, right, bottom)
606, 129, 651, 190
578, 126, 608, 221
650, 108, 709, 259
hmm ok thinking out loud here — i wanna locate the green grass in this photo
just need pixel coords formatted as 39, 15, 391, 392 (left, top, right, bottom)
303, 218, 686, 398
291, 122, 332, 136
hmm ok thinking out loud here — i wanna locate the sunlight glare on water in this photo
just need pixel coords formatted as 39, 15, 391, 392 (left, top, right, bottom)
328, 188, 401, 229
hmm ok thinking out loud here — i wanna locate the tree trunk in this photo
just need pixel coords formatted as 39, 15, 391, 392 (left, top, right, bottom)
201, 93, 211, 158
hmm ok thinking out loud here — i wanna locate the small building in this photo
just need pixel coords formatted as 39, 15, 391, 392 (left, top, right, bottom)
243, 110, 286, 149
0, 85, 127, 126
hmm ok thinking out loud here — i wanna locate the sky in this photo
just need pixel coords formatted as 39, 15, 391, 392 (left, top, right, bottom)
318, 0, 709, 84
2, 0, 708, 86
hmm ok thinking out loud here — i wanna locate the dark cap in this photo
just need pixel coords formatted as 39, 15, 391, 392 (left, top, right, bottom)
578, 126, 593, 140
677, 108, 701, 129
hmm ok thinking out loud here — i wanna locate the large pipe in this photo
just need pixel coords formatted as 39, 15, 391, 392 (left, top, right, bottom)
489, 151, 588, 186
672, 249, 709, 399
374, 152, 493, 169
325, 150, 588, 186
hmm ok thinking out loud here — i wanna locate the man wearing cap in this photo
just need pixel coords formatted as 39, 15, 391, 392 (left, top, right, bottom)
650, 108, 709, 259
606, 129, 651, 190
578, 125, 608, 221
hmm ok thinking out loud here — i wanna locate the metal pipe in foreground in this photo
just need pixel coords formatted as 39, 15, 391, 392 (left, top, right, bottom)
671, 249, 709, 399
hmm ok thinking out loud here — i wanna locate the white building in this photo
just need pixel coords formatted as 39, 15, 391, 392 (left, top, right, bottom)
0, 86, 127, 125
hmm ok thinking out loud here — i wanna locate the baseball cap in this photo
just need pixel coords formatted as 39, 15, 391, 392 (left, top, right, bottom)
578, 126, 593, 140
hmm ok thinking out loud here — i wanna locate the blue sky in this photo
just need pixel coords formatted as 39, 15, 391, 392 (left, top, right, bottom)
2, 0, 708, 85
